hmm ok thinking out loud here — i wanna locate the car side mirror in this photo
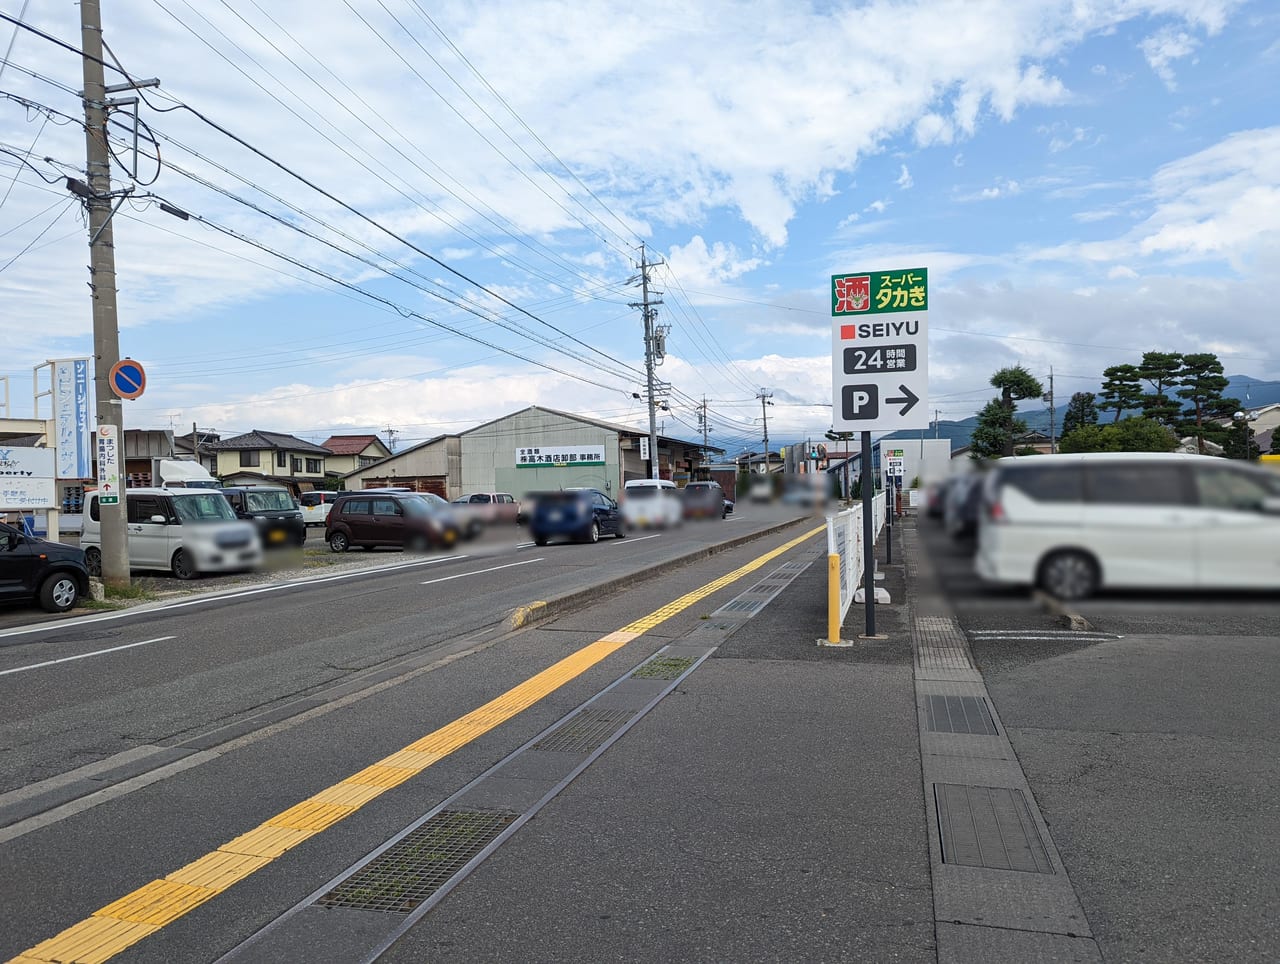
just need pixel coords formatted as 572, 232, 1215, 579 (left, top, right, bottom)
150, 514, 168, 524
6, 532, 20, 549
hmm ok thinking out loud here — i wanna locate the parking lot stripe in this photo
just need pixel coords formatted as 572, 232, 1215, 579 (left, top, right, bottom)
10, 523, 824, 964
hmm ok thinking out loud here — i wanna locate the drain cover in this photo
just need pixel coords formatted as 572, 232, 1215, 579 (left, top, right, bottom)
934, 784, 1053, 874
316, 809, 516, 913
632, 655, 696, 680
719, 599, 762, 613
533, 707, 633, 753
925, 695, 997, 735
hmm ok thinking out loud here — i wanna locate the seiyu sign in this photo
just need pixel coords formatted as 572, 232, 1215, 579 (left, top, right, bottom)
830, 268, 929, 432
53, 359, 93, 479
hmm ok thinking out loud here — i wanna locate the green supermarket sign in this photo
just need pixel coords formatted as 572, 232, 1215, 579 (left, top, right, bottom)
831, 268, 927, 316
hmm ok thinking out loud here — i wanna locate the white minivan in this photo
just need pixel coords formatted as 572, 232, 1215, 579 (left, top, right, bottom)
621, 478, 683, 529
81, 487, 263, 580
975, 452, 1280, 599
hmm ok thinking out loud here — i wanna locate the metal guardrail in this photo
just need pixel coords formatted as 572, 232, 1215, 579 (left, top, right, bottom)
825, 493, 887, 643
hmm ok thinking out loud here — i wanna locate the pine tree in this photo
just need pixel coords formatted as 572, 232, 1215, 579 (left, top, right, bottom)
1175, 352, 1229, 454
1097, 364, 1143, 423
1137, 351, 1184, 426
970, 366, 1044, 458
1061, 392, 1099, 437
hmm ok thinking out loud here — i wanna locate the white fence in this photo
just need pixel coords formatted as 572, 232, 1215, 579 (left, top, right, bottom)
826, 492, 887, 643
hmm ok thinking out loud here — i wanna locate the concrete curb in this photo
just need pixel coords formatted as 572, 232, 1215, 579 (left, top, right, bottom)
502, 516, 815, 631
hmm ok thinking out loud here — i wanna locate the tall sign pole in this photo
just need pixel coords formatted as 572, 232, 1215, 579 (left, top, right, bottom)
80, 0, 129, 587
831, 268, 930, 637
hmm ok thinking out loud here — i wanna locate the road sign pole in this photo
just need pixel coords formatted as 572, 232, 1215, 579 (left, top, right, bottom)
861, 430, 875, 638
885, 470, 893, 565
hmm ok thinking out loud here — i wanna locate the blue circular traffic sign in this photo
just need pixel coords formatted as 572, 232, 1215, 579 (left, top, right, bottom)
109, 358, 146, 400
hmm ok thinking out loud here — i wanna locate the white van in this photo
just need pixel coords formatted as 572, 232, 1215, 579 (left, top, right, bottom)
81, 488, 263, 580
975, 452, 1280, 599
622, 478, 683, 528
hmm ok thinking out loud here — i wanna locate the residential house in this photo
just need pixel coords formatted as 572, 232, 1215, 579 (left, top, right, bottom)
207, 430, 332, 494
320, 434, 393, 477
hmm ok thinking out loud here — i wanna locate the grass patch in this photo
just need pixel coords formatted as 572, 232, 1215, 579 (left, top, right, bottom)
104, 582, 157, 601
78, 597, 125, 611
631, 655, 697, 680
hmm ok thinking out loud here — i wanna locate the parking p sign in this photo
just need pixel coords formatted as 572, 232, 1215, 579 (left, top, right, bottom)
831, 268, 929, 433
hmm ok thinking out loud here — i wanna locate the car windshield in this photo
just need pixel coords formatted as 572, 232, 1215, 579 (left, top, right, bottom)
245, 490, 296, 511
172, 493, 237, 522
402, 494, 449, 517
626, 486, 661, 500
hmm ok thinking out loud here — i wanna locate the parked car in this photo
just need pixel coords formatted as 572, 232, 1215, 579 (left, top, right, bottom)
220, 486, 306, 548
81, 488, 263, 580
976, 452, 1280, 599
0, 521, 89, 613
943, 473, 984, 542
682, 480, 729, 519
621, 479, 683, 529
299, 490, 348, 527
325, 491, 463, 552
528, 488, 625, 545
450, 492, 520, 537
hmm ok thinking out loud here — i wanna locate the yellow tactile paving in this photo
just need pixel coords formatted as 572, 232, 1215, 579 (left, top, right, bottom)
24, 917, 159, 964
167, 851, 273, 891
95, 879, 219, 926
220, 824, 316, 859
267, 800, 358, 832
11, 523, 824, 964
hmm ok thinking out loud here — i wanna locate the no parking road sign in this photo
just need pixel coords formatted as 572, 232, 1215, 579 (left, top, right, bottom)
831, 268, 929, 432
108, 358, 146, 400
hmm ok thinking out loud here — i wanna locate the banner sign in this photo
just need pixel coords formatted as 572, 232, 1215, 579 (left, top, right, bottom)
516, 444, 606, 468
0, 446, 56, 510
53, 359, 93, 479
96, 424, 121, 505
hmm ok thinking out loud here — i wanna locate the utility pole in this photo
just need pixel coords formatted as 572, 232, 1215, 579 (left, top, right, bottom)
80, 0, 128, 587
1046, 367, 1056, 454
698, 396, 711, 472
384, 426, 398, 453
629, 243, 664, 480
757, 389, 773, 475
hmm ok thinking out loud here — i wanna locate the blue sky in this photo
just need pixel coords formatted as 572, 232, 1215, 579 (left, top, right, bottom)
1, 0, 1277, 456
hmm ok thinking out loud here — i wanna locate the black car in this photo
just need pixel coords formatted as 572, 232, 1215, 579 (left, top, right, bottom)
528, 488, 625, 545
0, 522, 89, 613
220, 487, 306, 548
682, 480, 729, 519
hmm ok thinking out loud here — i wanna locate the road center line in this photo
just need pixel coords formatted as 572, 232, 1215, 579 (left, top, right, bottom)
421, 559, 543, 585
15, 524, 825, 964
609, 533, 661, 544
0, 637, 177, 677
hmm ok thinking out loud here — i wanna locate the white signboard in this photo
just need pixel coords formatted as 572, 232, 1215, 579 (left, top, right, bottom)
0, 446, 56, 510
831, 269, 929, 433
516, 444, 606, 468
639, 437, 650, 461
53, 359, 93, 479
96, 424, 121, 505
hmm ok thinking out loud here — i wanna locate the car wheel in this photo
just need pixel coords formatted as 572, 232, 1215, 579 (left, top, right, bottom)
329, 531, 350, 553
406, 533, 430, 553
1038, 550, 1098, 601
441, 527, 460, 549
614, 523, 626, 539
533, 534, 548, 547
39, 573, 80, 612
84, 546, 102, 577
585, 520, 600, 544
171, 549, 198, 581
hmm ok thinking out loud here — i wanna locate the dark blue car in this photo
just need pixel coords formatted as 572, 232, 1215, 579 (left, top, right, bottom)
528, 488, 625, 545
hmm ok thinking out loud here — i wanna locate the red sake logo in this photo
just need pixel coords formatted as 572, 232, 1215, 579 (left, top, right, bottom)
833, 275, 870, 314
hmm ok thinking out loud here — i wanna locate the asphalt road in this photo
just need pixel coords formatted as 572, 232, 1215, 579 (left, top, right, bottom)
919, 515, 1280, 963
0, 500, 821, 963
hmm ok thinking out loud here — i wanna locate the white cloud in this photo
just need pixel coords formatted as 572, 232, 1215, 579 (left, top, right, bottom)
666, 235, 764, 289
896, 164, 914, 189
1108, 265, 1139, 278
1140, 27, 1200, 90
866, 199, 889, 214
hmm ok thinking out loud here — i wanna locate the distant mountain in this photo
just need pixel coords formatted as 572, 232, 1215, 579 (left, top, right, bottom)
881, 374, 1280, 450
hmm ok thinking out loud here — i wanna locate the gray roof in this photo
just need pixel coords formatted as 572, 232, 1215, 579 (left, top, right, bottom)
207, 429, 332, 456
463, 405, 723, 454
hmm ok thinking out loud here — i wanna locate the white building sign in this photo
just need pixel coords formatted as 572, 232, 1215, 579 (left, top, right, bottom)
0, 446, 56, 510
515, 444, 606, 468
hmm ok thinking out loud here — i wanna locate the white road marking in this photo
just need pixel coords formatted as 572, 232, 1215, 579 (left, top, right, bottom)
0, 555, 468, 640
421, 558, 543, 585
0, 636, 177, 677
610, 533, 662, 545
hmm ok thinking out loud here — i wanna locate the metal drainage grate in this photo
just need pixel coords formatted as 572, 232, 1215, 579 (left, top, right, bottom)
719, 599, 763, 613
934, 784, 1054, 874
316, 809, 517, 913
925, 695, 998, 735
533, 707, 633, 753
632, 655, 697, 680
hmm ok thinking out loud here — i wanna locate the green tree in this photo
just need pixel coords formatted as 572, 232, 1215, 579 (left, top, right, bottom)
1223, 415, 1258, 460
1175, 352, 1230, 453
1061, 391, 1098, 437
1270, 431, 1280, 455
1137, 351, 1184, 426
1097, 364, 1143, 423
1058, 417, 1177, 453
971, 366, 1045, 458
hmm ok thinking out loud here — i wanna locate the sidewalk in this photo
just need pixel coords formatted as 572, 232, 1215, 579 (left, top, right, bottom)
382, 516, 938, 962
